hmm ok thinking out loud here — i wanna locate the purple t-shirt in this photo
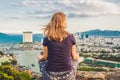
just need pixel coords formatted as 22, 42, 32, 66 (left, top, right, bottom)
42, 34, 76, 72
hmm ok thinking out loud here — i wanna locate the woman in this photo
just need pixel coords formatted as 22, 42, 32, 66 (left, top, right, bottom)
38, 12, 79, 80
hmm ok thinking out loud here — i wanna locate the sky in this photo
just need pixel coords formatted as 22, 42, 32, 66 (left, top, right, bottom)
0, 0, 120, 34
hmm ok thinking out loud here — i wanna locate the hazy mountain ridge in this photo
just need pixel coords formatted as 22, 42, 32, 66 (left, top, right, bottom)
81, 29, 120, 36
0, 33, 43, 44
0, 29, 120, 44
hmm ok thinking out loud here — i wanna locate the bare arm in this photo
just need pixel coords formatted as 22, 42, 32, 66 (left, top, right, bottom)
38, 46, 48, 61
71, 45, 79, 61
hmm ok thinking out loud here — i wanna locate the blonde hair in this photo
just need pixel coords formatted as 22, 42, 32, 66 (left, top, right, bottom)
43, 12, 69, 42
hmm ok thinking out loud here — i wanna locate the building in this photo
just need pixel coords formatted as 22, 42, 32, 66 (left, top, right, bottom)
23, 31, 33, 43
85, 34, 89, 38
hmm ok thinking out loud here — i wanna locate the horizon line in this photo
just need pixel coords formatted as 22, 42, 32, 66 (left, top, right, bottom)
0, 29, 120, 34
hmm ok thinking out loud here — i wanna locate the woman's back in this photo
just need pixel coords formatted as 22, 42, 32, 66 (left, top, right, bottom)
43, 34, 76, 72
38, 12, 78, 80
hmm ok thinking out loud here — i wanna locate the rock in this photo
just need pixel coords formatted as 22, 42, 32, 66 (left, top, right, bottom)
76, 71, 105, 80
105, 72, 120, 80
39, 70, 120, 80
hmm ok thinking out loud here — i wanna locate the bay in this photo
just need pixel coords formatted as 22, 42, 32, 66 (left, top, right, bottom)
13, 50, 41, 73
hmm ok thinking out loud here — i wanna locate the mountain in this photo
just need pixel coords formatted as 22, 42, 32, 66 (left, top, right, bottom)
0, 33, 43, 44
81, 29, 120, 36
0, 29, 120, 44
33, 34, 44, 42
0, 33, 22, 44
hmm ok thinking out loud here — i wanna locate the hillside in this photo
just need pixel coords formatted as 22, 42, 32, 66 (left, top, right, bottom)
0, 33, 43, 44
81, 29, 120, 36
0, 29, 120, 44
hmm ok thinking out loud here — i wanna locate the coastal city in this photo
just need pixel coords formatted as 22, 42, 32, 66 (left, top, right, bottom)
0, 32, 120, 79
1, 0, 120, 80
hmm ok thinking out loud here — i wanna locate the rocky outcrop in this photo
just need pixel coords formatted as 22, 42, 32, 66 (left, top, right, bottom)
105, 70, 120, 80
38, 70, 120, 80
76, 71, 105, 80
76, 70, 120, 80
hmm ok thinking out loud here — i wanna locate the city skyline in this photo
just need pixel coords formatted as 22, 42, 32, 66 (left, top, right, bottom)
0, 0, 120, 33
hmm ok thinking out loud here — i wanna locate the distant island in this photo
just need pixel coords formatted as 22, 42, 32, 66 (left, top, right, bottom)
0, 29, 120, 44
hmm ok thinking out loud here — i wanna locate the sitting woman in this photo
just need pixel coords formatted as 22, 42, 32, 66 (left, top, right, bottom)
38, 12, 79, 80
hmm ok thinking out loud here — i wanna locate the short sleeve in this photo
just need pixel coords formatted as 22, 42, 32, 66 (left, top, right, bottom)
42, 37, 48, 46
70, 34, 76, 45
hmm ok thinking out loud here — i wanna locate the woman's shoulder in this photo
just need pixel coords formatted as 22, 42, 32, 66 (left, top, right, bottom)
67, 33, 76, 44
67, 33, 74, 38
43, 37, 48, 40
43, 37, 50, 42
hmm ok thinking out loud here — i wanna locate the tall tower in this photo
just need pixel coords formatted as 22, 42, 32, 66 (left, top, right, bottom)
23, 31, 33, 43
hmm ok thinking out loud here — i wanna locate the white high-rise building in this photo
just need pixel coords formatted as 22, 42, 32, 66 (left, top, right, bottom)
23, 31, 33, 43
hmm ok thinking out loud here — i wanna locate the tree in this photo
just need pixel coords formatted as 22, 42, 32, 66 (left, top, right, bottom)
21, 72, 31, 80
9, 54, 14, 57
11, 60, 17, 65
1, 61, 11, 65
3, 74, 14, 80
0, 71, 4, 79
0, 51, 4, 56
3, 73, 8, 80
1, 66, 12, 76
0, 65, 33, 80
8, 76, 14, 80
12, 69, 22, 80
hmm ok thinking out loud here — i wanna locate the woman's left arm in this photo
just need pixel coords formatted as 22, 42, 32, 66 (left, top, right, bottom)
38, 46, 48, 61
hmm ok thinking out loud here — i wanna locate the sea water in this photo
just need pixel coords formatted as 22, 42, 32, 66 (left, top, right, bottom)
13, 50, 41, 73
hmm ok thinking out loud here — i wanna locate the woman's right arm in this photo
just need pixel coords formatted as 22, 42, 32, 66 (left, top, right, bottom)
71, 45, 79, 61
38, 46, 48, 61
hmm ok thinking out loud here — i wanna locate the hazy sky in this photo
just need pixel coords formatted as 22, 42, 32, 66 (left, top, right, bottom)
0, 0, 120, 33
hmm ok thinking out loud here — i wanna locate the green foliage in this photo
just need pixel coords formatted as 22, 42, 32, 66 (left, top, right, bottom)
1, 61, 11, 66
7, 76, 14, 80
2, 73, 14, 80
9, 54, 14, 57
0, 51, 4, 56
3, 73, 8, 80
0, 65, 32, 80
13, 72, 21, 80
78, 66, 107, 71
20, 72, 31, 80
13, 71, 31, 80
93, 53, 120, 62
11, 60, 17, 65
80, 53, 92, 58
0, 52, 32, 80
0, 71, 4, 79
1, 66, 12, 76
